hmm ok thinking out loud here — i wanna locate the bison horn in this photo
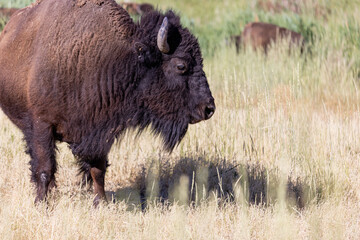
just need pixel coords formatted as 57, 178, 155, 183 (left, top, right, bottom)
157, 17, 170, 53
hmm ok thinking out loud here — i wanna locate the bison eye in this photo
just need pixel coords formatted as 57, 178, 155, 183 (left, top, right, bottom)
176, 63, 186, 72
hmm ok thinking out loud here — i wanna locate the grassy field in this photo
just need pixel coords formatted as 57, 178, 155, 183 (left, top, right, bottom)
1, 0, 360, 239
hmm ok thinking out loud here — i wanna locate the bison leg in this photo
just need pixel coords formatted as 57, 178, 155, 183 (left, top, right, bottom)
79, 161, 93, 189
25, 120, 57, 203
79, 157, 108, 206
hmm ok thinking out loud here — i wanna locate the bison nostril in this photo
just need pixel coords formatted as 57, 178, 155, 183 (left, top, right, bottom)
204, 105, 215, 120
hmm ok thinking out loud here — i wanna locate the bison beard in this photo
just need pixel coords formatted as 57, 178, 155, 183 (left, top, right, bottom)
137, 113, 189, 151
70, 106, 189, 158
0, 0, 215, 205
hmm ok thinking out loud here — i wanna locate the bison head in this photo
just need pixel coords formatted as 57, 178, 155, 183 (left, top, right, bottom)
133, 11, 215, 151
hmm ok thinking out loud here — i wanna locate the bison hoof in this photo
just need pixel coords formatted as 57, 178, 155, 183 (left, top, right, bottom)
93, 195, 108, 207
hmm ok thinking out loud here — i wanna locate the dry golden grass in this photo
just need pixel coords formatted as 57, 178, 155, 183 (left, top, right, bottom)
1, 0, 360, 239
2, 45, 360, 238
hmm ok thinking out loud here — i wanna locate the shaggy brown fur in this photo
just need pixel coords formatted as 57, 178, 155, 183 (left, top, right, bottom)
232, 22, 304, 53
0, 0, 215, 205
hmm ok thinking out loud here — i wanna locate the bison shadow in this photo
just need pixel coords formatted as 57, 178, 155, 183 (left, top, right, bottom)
107, 156, 315, 211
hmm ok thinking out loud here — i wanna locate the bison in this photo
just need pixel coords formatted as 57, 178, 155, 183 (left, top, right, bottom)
231, 22, 304, 54
0, 7, 19, 18
119, 2, 154, 15
256, 0, 302, 14
229, 35, 242, 53
0, 0, 215, 205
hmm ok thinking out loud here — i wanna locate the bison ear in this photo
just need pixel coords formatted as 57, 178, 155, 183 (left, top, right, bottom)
134, 42, 148, 62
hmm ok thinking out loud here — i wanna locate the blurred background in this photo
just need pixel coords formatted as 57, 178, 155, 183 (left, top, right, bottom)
1, 0, 360, 239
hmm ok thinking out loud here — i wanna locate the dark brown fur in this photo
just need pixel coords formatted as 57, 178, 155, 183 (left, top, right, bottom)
232, 22, 304, 53
229, 35, 242, 53
0, 0, 215, 205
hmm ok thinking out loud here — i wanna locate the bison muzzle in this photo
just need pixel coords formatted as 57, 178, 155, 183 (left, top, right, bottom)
0, 0, 215, 205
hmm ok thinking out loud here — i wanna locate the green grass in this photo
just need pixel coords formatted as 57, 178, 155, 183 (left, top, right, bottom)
1, 0, 360, 239
0, 0, 32, 8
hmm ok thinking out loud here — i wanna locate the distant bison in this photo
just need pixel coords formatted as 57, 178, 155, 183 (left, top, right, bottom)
119, 2, 154, 15
0, 0, 215, 205
256, 0, 330, 19
232, 22, 304, 53
0, 7, 18, 18
229, 35, 242, 53
256, 0, 301, 14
